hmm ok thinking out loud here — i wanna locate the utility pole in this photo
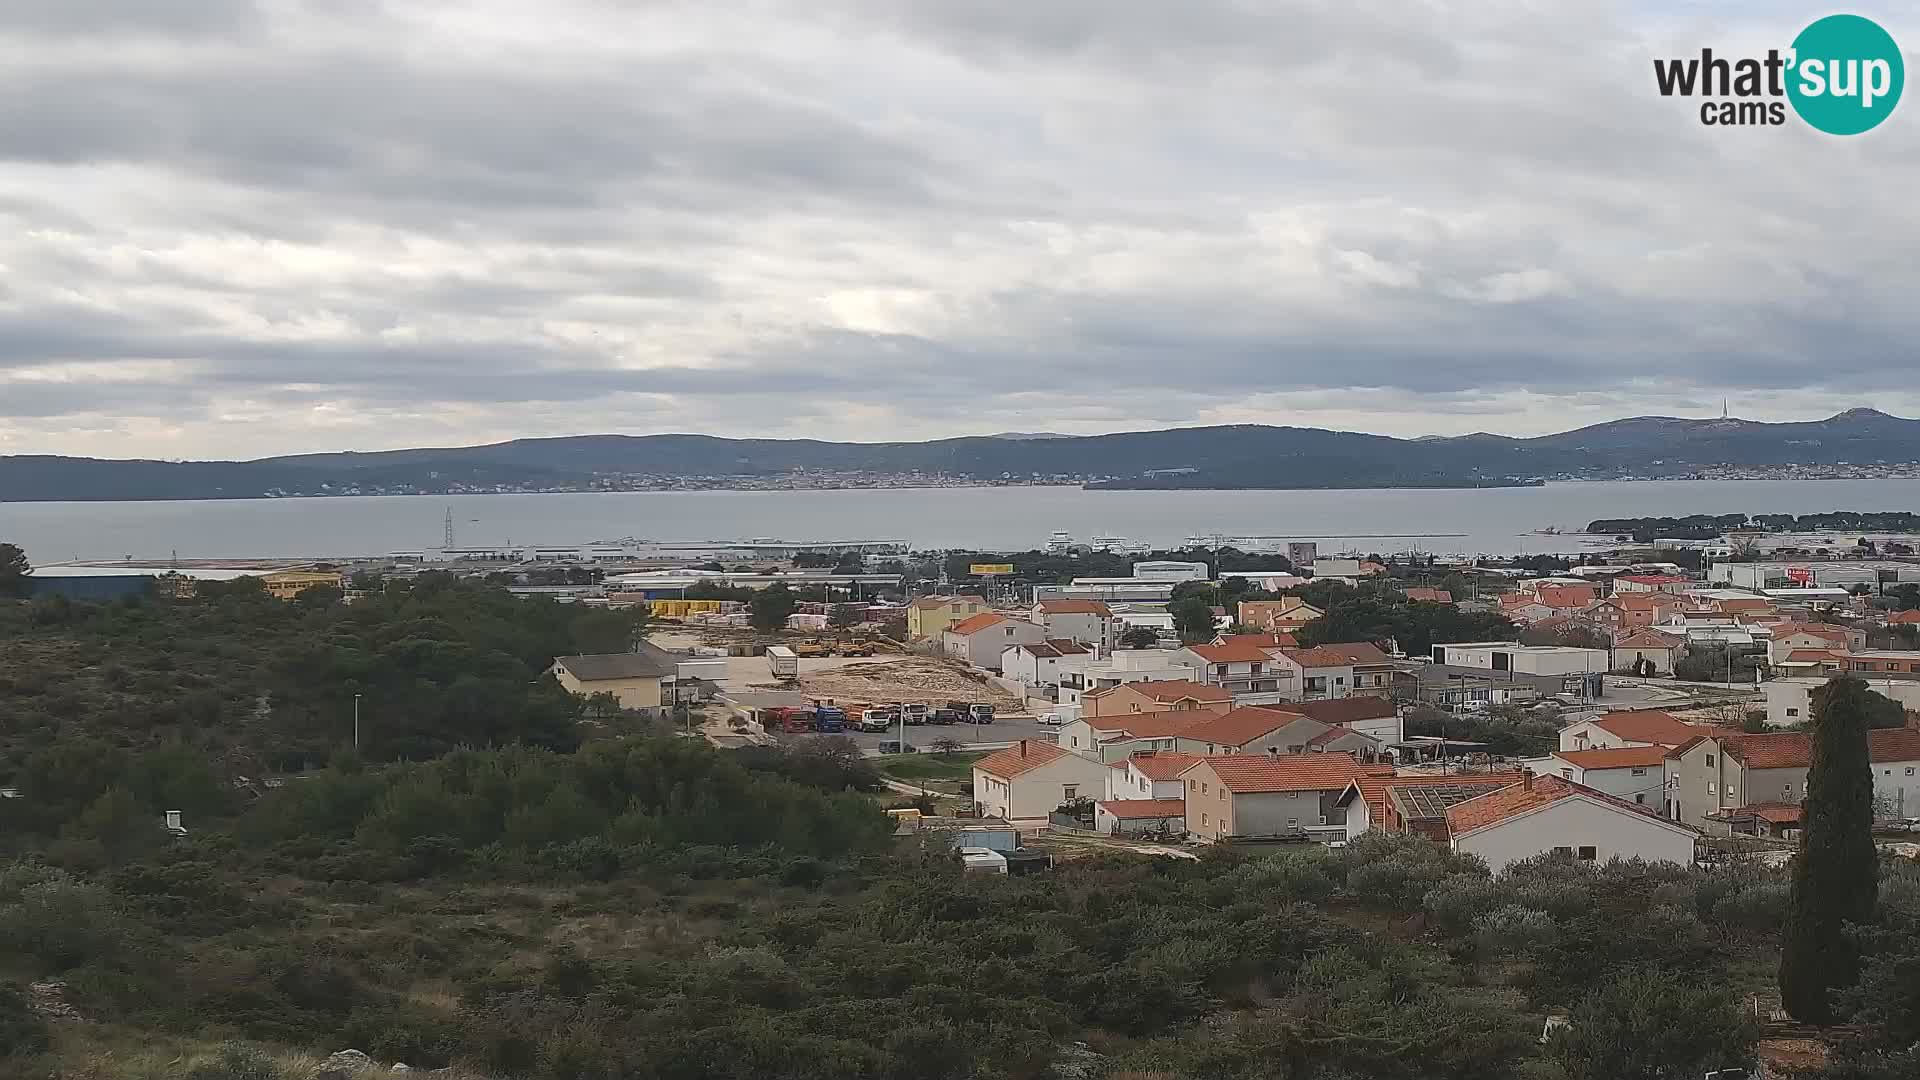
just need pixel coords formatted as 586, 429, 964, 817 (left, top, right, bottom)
353, 693, 363, 750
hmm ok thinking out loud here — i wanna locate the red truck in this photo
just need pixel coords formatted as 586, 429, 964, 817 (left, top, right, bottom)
764, 706, 813, 734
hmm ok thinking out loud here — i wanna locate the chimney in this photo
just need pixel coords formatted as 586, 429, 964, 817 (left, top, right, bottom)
1521, 769, 1533, 792
1019, 740, 1027, 759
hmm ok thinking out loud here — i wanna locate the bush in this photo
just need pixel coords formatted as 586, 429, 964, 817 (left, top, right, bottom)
0, 879, 128, 972
1424, 873, 1505, 934
185, 1042, 282, 1080
0, 982, 49, 1058
1474, 905, 1560, 957
1711, 883, 1789, 934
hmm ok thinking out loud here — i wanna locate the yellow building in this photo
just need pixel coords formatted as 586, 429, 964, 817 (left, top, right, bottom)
550, 643, 680, 715
906, 594, 989, 640
261, 570, 344, 600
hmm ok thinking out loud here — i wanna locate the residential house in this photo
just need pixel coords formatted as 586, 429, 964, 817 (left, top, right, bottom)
1061, 712, 1202, 762
1104, 750, 1204, 801
1180, 753, 1386, 842
1542, 746, 1668, 807
1000, 639, 1093, 688
1094, 798, 1188, 836
1773, 650, 1847, 680
1842, 650, 1920, 680
1432, 642, 1609, 678
1057, 648, 1204, 708
1079, 679, 1232, 720
1886, 610, 1920, 627
1237, 597, 1324, 634
550, 643, 681, 715
1179, 639, 1291, 696
1269, 642, 1398, 700
1210, 630, 1299, 649
1288, 696, 1404, 742
1612, 592, 1683, 628
1764, 676, 1920, 728
1335, 772, 1525, 841
1031, 599, 1118, 650
1664, 726, 1920, 827
1558, 709, 1733, 753
906, 594, 988, 640
1611, 629, 1683, 675
1411, 664, 1550, 711
1524, 582, 1601, 609
971, 740, 1113, 820
1768, 623, 1863, 663
943, 613, 1046, 671
1174, 707, 1335, 756
1403, 587, 1454, 604
1498, 596, 1560, 625
262, 570, 345, 600
1445, 773, 1699, 872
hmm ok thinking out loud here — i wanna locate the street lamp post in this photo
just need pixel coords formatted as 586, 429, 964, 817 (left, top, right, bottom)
353, 694, 363, 750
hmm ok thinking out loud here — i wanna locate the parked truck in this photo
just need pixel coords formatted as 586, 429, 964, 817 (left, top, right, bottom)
765, 706, 812, 734
945, 701, 996, 724
766, 645, 799, 680
813, 705, 847, 733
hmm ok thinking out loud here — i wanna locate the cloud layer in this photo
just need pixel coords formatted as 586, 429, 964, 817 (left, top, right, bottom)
1, 0, 1917, 458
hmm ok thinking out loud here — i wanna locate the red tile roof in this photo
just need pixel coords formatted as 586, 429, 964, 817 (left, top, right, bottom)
1403, 588, 1453, 603
1037, 600, 1113, 616
1190, 753, 1387, 794
1306, 726, 1377, 748
1553, 746, 1670, 770
1870, 727, 1920, 762
1343, 771, 1524, 828
1189, 640, 1284, 663
1123, 751, 1205, 780
1085, 713, 1203, 738
946, 612, 1007, 636
1097, 797, 1187, 820
1781, 649, 1846, 664
1178, 707, 1309, 748
1284, 642, 1392, 667
974, 739, 1072, 779
1888, 610, 1920, 625
1613, 629, 1682, 649
1715, 598, 1776, 613
1112, 679, 1232, 703
1533, 585, 1599, 608
1709, 802, 1803, 825
1286, 696, 1397, 725
1614, 594, 1677, 611
1215, 632, 1298, 649
1775, 623, 1849, 640
1444, 774, 1685, 836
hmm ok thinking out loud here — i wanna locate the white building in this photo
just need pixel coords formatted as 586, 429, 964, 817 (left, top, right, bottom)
1312, 557, 1363, 579
1103, 751, 1204, 802
942, 614, 1046, 671
1031, 600, 1118, 650
971, 740, 1113, 821
1765, 676, 1920, 728
1130, 560, 1210, 583
1000, 640, 1094, 688
1541, 747, 1668, 808
1430, 642, 1609, 677
1444, 774, 1699, 873
1058, 649, 1204, 708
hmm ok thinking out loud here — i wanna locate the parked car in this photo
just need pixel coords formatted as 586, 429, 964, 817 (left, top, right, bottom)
1036, 712, 1066, 726
877, 740, 919, 755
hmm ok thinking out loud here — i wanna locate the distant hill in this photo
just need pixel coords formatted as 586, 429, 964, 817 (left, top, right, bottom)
5, 409, 1920, 501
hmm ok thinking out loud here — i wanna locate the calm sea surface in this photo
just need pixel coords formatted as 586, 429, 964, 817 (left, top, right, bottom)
3, 479, 1920, 563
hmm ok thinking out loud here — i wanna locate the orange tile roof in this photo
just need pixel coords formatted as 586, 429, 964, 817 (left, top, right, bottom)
1285, 642, 1391, 667
1115, 679, 1232, 703
1613, 629, 1682, 649
1614, 594, 1676, 611
1403, 588, 1453, 603
1085, 713, 1206, 738
1888, 610, 1920, 625
1288, 696, 1397, 725
1191, 753, 1386, 794
1097, 797, 1187, 819
1533, 585, 1599, 608
1709, 802, 1803, 825
1781, 649, 1846, 664
1037, 600, 1113, 616
1715, 598, 1775, 613
1343, 771, 1524, 827
946, 612, 1007, 636
1553, 746, 1669, 770
1444, 774, 1681, 836
1123, 751, 1206, 780
1775, 623, 1848, 640
1189, 640, 1284, 663
1178, 707, 1310, 748
973, 739, 1072, 779
1214, 632, 1299, 649
1870, 727, 1920, 762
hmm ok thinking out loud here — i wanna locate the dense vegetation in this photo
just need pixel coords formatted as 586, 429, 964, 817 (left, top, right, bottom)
0, 573, 646, 783
1284, 581, 1517, 655
1586, 511, 1920, 541
4, 579, 1917, 1079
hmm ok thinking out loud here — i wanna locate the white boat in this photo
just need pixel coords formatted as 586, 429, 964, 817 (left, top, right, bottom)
1088, 535, 1147, 553
1045, 530, 1075, 552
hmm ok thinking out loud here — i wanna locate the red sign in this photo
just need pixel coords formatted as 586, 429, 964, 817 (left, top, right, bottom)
1786, 567, 1812, 585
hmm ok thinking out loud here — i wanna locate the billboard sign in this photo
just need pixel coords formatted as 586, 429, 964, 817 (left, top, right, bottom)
969, 563, 1014, 576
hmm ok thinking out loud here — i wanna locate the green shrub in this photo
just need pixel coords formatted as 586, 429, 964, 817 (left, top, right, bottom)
185, 1041, 282, 1080
0, 982, 50, 1058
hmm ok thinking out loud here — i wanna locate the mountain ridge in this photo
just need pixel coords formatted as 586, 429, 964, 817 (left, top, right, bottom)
3, 410, 1917, 501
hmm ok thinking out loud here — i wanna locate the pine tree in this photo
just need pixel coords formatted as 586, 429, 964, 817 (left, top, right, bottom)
1779, 675, 1880, 1022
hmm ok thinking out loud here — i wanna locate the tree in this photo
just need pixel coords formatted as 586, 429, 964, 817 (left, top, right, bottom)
750, 583, 799, 632
1553, 967, 1755, 1080
1781, 676, 1881, 1023
568, 608, 646, 654
0, 543, 29, 598
1170, 596, 1215, 643
1119, 626, 1161, 649
931, 738, 963, 757
829, 604, 859, 629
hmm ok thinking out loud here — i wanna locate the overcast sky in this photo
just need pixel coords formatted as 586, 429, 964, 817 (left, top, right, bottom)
2, 0, 1916, 460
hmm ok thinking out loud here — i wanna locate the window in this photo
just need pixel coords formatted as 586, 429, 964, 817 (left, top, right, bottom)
1553, 845, 1573, 856
1635, 793, 1646, 805
1560, 768, 1573, 779
1336, 677, 1346, 685
1577, 846, 1598, 861
1708, 782, 1717, 794
1202, 782, 1209, 794
1201, 813, 1209, 826
1063, 786, 1077, 800
1188, 779, 1195, 792
1706, 754, 1715, 767
1787, 708, 1800, 717
1908, 768, 1916, 776
1318, 815, 1329, 825
1631, 768, 1647, 776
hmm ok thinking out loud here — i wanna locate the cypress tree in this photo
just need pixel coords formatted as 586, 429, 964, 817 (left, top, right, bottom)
1779, 675, 1880, 1022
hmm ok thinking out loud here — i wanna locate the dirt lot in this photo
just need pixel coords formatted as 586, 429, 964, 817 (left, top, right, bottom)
796, 656, 1024, 713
